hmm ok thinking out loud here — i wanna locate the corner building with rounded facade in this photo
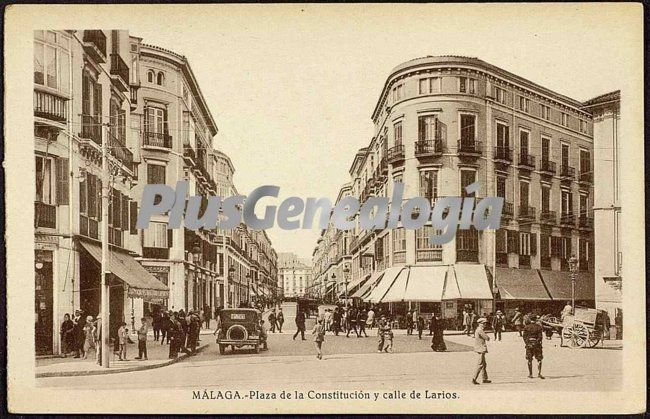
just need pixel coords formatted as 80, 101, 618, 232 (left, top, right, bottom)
314, 56, 596, 322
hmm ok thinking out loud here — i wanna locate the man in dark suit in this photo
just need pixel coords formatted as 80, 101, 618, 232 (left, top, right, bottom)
293, 310, 306, 340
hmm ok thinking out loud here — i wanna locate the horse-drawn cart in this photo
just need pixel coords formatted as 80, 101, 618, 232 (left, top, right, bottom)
540, 307, 606, 349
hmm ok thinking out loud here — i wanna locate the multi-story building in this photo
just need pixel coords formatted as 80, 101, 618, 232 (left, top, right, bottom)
34, 30, 279, 355
34, 30, 169, 355
582, 91, 622, 337
278, 253, 313, 299
312, 56, 596, 320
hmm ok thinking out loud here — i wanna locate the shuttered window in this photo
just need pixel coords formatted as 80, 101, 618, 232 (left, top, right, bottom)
55, 157, 69, 205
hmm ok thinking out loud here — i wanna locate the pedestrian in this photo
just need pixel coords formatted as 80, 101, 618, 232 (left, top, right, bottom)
430, 312, 446, 352
277, 308, 284, 333
331, 308, 341, 336
258, 319, 268, 350
357, 308, 368, 337
412, 309, 418, 330
168, 313, 180, 359
472, 317, 491, 385
406, 309, 413, 335
82, 315, 95, 359
468, 309, 477, 335
135, 317, 149, 360
511, 308, 524, 337
366, 307, 375, 329
312, 318, 325, 360
462, 309, 470, 336
94, 316, 102, 365
60, 313, 74, 357
492, 310, 505, 341
416, 316, 425, 339
428, 315, 435, 336
268, 309, 277, 333
376, 314, 387, 353
160, 311, 169, 345
561, 301, 573, 321
382, 318, 394, 353
346, 307, 359, 338
177, 309, 190, 354
204, 305, 212, 329
522, 315, 545, 379
72, 310, 85, 358
293, 310, 306, 340
186, 311, 200, 354
117, 322, 128, 361
152, 309, 161, 342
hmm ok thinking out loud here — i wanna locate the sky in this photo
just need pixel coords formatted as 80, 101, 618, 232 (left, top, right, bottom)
130, 4, 638, 259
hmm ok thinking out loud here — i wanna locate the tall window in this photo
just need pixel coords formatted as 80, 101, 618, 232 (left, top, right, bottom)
579, 149, 591, 175
519, 181, 529, 208
519, 96, 530, 113
147, 70, 154, 83
561, 143, 570, 168
143, 221, 169, 248
496, 176, 506, 199
541, 186, 550, 212
580, 120, 588, 133
418, 115, 437, 142
496, 123, 509, 148
393, 122, 402, 147
392, 84, 403, 101
561, 112, 569, 127
416, 226, 443, 262
35, 156, 53, 204
460, 114, 476, 144
541, 104, 551, 120
109, 98, 126, 144
145, 106, 167, 137
147, 163, 166, 185
156, 72, 165, 86
460, 170, 476, 197
541, 137, 550, 162
493, 86, 507, 104
579, 194, 588, 217
459, 77, 476, 94
419, 170, 437, 202
520, 130, 530, 156
34, 32, 70, 92
392, 228, 406, 252
561, 190, 573, 215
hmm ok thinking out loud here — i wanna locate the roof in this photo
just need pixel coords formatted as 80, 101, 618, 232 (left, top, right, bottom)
582, 90, 621, 108
372, 55, 589, 121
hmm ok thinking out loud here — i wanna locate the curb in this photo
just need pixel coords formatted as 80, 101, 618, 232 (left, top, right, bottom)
36, 343, 209, 378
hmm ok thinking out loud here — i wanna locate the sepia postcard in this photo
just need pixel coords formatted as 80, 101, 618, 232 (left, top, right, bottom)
4, 3, 646, 414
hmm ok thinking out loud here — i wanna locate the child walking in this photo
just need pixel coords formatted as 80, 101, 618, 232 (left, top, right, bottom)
117, 322, 128, 361
312, 318, 326, 360
135, 317, 148, 360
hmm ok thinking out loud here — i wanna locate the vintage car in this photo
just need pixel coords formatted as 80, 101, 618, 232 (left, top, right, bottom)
216, 308, 262, 354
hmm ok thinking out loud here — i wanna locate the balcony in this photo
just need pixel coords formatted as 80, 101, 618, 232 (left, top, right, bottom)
494, 146, 512, 163
518, 153, 536, 170
82, 30, 107, 63
108, 132, 134, 172
143, 247, 170, 259
502, 201, 514, 218
34, 90, 68, 123
130, 86, 138, 109
80, 115, 102, 145
457, 139, 482, 156
560, 212, 575, 227
559, 165, 575, 180
80, 215, 99, 240
578, 171, 593, 184
34, 202, 56, 229
183, 144, 196, 164
539, 159, 556, 175
578, 214, 594, 229
379, 157, 388, 176
110, 53, 129, 92
518, 205, 536, 221
143, 131, 172, 149
387, 145, 405, 165
414, 140, 443, 158
540, 210, 557, 225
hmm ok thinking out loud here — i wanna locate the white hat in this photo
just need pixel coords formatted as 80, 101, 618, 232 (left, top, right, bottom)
477, 317, 487, 324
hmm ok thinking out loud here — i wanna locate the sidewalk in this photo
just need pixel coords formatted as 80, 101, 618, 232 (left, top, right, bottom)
36, 335, 209, 378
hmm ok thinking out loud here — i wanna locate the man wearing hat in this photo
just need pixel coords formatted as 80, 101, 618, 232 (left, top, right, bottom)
491, 310, 506, 341
472, 317, 491, 385
522, 314, 545, 379
376, 314, 387, 353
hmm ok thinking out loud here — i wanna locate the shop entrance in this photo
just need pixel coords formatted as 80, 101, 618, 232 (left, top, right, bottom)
35, 250, 54, 355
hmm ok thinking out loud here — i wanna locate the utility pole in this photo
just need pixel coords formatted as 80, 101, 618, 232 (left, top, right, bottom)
100, 123, 110, 368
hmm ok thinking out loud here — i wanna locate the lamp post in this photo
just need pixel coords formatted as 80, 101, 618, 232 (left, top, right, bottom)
343, 266, 350, 307
568, 255, 579, 315
228, 266, 235, 308
331, 273, 336, 303
246, 272, 251, 307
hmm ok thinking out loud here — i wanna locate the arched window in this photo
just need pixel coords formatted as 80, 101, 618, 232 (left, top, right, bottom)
147, 70, 154, 83
157, 72, 165, 86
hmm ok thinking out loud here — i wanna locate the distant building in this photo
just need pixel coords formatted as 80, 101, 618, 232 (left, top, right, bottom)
278, 253, 312, 298
582, 91, 622, 336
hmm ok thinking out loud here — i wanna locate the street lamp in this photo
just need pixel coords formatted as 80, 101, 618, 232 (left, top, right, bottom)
343, 266, 350, 307
330, 273, 336, 303
245, 272, 251, 307
568, 255, 579, 315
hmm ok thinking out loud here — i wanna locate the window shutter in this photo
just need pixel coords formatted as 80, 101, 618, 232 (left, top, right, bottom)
82, 74, 91, 116
94, 83, 102, 119
129, 201, 138, 234
96, 175, 102, 221
530, 232, 537, 255
55, 157, 69, 205
163, 108, 169, 135
167, 228, 173, 248
122, 195, 129, 230
437, 120, 447, 145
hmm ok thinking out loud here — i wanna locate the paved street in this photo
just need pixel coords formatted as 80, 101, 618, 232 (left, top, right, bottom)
38, 304, 622, 392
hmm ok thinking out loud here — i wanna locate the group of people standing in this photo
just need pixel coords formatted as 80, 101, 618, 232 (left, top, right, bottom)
59, 310, 102, 362
267, 308, 285, 333
321, 306, 372, 337
151, 309, 203, 359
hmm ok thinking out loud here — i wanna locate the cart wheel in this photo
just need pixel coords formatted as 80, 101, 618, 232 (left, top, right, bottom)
586, 331, 601, 348
218, 344, 225, 355
563, 322, 589, 348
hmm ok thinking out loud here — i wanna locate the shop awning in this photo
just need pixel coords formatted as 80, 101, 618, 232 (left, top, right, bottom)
344, 273, 371, 296
402, 266, 448, 302
351, 270, 383, 299
451, 264, 493, 300
379, 268, 410, 303
538, 270, 595, 301
495, 268, 551, 300
80, 240, 169, 300
366, 267, 404, 303
442, 265, 462, 300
